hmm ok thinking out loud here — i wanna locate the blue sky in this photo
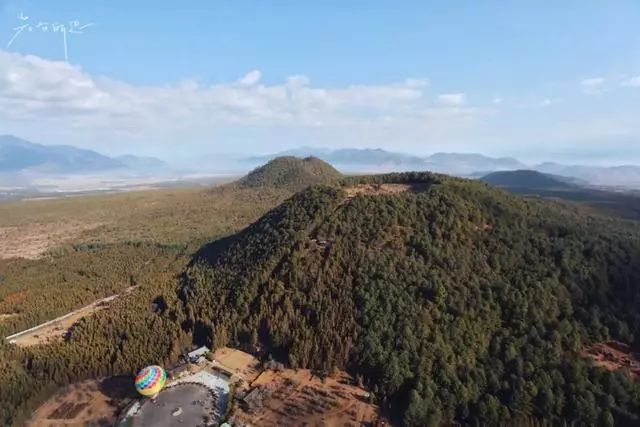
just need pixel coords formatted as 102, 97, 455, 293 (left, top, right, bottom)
1, 0, 639, 165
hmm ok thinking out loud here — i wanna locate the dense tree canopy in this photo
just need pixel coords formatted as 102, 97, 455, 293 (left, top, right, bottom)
1, 167, 640, 426
239, 156, 342, 191
0, 183, 290, 425
183, 172, 640, 425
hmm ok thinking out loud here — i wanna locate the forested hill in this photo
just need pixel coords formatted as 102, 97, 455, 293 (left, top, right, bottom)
182, 172, 640, 426
238, 156, 342, 191
481, 170, 577, 189
482, 170, 640, 220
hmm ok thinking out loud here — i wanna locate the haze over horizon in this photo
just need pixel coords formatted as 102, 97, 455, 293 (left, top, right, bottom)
1, 1, 639, 165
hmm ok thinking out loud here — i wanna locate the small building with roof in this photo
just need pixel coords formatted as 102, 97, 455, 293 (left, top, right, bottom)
187, 346, 211, 363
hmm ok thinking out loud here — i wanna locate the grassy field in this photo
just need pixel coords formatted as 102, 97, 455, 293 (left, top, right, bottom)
0, 185, 289, 248
0, 183, 291, 337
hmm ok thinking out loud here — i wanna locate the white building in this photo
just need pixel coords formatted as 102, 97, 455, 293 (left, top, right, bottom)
187, 346, 210, 362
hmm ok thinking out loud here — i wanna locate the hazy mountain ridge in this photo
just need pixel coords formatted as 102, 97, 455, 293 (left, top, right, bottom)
424, 152, 525, 175
535, 162, 640, 188
0, 135, 166, 174
247, 147, 426, 169
114, 154, 167, 170
247, 147, 640, 188
247, 147, 522, 173
3, 135, 640, 190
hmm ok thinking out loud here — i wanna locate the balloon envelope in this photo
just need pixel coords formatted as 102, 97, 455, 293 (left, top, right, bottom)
135, 365, 167, 397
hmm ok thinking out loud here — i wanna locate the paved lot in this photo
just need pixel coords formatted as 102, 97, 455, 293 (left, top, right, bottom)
133, 384, 217, 426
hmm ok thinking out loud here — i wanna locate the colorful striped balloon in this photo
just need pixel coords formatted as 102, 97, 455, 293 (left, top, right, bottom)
134, 365, 167, 398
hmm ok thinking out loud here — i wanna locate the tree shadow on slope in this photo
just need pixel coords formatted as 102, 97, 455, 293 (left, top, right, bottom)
189, 233, 241, 268
177, 232, 242, 309
98, 376, 138, 400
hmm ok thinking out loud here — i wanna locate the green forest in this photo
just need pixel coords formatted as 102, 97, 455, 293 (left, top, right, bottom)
0, 182, 291, 425
1, 162, 640, 426
182, 172, 640, 426
239, 156, 342, 191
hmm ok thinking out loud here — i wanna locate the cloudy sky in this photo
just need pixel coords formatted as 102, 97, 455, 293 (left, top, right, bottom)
1, 0, 639, 165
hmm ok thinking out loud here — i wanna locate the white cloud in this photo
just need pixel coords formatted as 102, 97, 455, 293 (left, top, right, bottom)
0, 50, 467, 130
580, 77, 606, 94
0, 51, 439, 128
436, 93, 466, 106
0, 50, 496, 155
622, 75, 640, 87
492, 97, 503, 105
237, 69, 261, 86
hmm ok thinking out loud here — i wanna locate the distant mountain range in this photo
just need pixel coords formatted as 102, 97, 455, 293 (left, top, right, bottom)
247, 147, 423, 170
424, 152, 525, 175
535, 162, 640, 188
0, 135, 166, 174
114, 154, 167, 170
3, 135, 640, 189
247, 147, 524, 175
248, 147, 640, 188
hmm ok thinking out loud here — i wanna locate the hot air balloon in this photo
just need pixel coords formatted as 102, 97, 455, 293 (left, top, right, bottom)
135, 365, 167, 399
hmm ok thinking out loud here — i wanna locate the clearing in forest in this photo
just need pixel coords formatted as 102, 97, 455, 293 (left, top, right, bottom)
6, 286, 138, 347
230, 368, 386, 427
584, 341, 640, 381
27, 376, 136, 427
343, 182, 426, 199
0, 313, 17, 321
213, 347, 262, 382
0, 221, 105, 260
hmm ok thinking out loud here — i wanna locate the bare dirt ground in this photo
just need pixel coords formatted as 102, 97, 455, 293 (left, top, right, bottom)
584, 341, 640, 381
0, 313, 17, 321
27, 376, 136, 427
27, 348, 386, 427
213, 347, 261, 382
343, 183, 426, 199
9, 305, 106, 347
8, 286, 138, 347
0, 221, 105, 260
230, 368, 387, 427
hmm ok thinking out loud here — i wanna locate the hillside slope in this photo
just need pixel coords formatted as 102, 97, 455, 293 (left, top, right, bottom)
482, 170, 640, 220
183, 173, 640, 426
481, 170, 577, 189
0, 182, 294, 425
238, 156, 341, 191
